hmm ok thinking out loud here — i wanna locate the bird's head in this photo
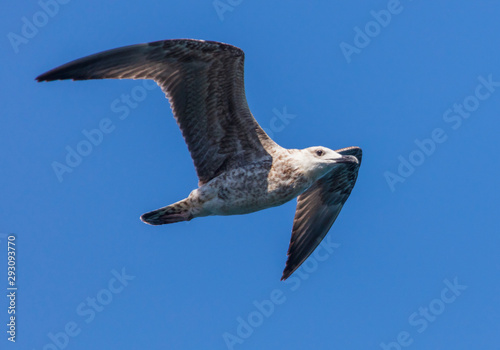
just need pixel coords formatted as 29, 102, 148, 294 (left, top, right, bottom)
299, 146, 359, 179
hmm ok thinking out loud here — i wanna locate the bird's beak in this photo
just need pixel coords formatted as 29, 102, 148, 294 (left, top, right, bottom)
330, 155, 359, 164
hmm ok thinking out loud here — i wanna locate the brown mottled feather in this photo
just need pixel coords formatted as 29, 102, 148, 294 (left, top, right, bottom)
36, 39, 277, 185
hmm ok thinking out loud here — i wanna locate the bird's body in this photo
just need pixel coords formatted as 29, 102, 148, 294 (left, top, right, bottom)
36, 39, 362, 280
166, 149, 313, 220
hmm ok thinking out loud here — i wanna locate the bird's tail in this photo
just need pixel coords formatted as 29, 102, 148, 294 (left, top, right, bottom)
140, 198, 193, 225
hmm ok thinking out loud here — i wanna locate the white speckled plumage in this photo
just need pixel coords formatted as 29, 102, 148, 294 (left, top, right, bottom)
36, 39, 362, 281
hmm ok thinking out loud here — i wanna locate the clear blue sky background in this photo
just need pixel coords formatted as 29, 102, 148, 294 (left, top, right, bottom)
2, 1, 499, 349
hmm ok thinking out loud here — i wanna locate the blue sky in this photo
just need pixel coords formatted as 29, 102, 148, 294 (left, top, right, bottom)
2, 1, 500, 349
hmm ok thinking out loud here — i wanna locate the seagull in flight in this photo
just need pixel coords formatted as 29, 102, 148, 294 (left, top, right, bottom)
36, 39, 362, 280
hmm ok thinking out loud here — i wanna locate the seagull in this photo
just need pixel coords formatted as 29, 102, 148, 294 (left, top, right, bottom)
36, 39, 362, 280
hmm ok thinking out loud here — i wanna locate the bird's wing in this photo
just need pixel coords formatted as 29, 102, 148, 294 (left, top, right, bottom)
281, 146, 362, 280
36, 39, 277, 185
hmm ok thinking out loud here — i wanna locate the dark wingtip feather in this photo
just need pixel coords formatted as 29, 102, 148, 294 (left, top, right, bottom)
36, 68, 72, 82
35, 74, 56, 82
281, 260, 299, 281
35, 64, 74, 82
280, 271, 291, 281
35, 61, 92, 82
35, 72, 51, 82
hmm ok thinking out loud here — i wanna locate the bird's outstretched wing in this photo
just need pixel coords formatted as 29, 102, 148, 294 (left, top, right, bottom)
281, 146, 362, 280
36, 39, 277, 185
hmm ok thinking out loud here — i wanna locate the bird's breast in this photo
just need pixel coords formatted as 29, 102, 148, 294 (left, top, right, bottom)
197, 160, 311, 216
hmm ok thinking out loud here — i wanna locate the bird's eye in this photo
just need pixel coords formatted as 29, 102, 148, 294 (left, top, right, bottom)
315, 149, 324, 156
